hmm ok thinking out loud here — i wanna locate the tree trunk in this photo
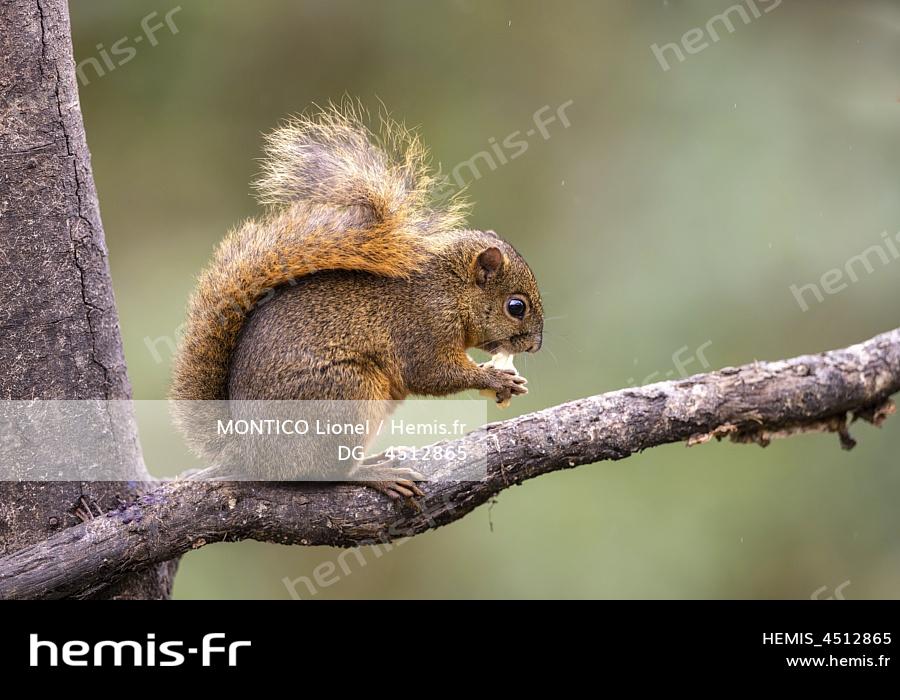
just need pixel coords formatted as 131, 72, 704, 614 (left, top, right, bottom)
0, 0, 174, 599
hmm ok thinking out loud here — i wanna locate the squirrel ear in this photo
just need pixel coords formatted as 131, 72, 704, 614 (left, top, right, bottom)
475, 247, 504, 287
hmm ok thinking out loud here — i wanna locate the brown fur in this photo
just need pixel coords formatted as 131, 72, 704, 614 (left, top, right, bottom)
171, 104, 543, 475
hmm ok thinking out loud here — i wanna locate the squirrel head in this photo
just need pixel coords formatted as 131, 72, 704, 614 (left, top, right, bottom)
455, 231, 544, 356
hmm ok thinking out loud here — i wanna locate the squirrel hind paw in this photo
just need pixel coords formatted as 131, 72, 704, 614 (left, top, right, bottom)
368, 480, 425, 500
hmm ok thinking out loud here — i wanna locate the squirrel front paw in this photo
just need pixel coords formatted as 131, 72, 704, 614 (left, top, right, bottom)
482, 366, 528, 404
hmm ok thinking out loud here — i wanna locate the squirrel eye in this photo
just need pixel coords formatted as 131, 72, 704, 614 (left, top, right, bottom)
506, 297, 527, 319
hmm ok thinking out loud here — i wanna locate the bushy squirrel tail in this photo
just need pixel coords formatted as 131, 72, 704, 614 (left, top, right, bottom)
170, 104, 467, 456
254, 103, 464, 222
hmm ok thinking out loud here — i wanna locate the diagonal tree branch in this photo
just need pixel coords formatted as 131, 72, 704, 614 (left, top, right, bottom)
1, 327, 898, 599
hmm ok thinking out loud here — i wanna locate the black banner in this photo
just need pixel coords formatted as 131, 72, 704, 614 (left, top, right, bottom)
1, 600, 896, 680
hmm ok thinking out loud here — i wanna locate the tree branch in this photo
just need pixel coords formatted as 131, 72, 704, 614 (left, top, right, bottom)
1, 327, 898, 599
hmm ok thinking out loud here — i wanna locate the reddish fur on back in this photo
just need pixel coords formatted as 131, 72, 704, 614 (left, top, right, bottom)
170, 104, 467, 457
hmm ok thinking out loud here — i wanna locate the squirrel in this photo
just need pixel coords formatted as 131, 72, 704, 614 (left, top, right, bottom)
170, 104, 544, 499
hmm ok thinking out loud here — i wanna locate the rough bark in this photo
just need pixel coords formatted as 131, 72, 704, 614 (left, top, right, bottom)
0, 0, 175, 598
2, 327, 897, 600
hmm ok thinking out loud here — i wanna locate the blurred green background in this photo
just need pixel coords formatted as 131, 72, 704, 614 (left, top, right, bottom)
70, 0, 900, 599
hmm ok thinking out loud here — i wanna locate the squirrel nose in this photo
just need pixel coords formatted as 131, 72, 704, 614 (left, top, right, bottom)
529, 333, 542, 353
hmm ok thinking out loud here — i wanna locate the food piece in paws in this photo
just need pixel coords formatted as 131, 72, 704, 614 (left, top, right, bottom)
479, 351, 526, 409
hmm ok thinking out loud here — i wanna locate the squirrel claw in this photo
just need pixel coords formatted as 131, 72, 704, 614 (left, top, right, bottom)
374, 479, 425, 500
353, 479, 425, 511
484, 367, 528, 403
351, 461, 426, 504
